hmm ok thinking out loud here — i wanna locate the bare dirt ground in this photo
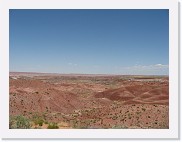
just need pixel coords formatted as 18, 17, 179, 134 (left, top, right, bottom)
9, 72, 169, 129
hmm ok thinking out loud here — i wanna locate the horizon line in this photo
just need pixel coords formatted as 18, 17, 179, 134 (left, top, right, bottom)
9, 71, 169, 76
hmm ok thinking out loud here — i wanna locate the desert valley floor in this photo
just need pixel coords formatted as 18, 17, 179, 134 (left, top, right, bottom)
9, 72, 169, 129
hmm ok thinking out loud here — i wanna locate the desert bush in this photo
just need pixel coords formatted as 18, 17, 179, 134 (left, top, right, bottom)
112, 125, 128, 129
9, 115, 31, 129
142, 108, 146, 111
32, 113, 45, 126
33, 118, 44, 126
36, 119, 44, 126
47, 122, 59, 129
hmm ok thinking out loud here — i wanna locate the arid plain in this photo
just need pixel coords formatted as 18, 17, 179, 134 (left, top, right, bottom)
9, 72, 169, 129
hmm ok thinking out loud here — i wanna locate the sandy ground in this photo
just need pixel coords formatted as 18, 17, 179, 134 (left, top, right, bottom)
9, 73, 169, 129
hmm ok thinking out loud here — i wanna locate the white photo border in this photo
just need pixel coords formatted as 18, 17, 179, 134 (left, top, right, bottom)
0, 0, 179, 139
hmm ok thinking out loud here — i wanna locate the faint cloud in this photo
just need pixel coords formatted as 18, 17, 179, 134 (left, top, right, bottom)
155, 64, 162, 66
119, 64, 169, 75
68, 62, 78, 66
154, 64, 168, 68
125, 64, 168, 69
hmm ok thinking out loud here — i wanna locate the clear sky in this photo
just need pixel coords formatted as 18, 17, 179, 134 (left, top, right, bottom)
10, 9, 169, 75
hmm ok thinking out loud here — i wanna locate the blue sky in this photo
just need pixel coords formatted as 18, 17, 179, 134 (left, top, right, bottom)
10, 9, 169, 75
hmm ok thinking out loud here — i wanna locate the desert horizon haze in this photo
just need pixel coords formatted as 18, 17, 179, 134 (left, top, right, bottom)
9, 71, 169, 76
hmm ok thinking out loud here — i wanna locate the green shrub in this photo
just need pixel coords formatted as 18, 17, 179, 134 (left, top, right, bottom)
142, 108, 146, 111
47, 122, 59, 129
112, 125, 128, 129
36, 119, 44, 126
9, 115, 31, 129
32, 113, 44, 126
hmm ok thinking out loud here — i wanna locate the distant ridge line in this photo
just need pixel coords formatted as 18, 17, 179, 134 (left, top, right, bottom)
9, 71, 168, 77
9, 71, 122, 77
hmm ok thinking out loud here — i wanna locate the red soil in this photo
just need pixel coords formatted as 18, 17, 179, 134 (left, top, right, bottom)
9, 73, 169, 129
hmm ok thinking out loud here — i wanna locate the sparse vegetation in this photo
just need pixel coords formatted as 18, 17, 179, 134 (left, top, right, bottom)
142, 108, 146, 111
9, 115, 31, 129
112, 125, 128, 129
47, 122, 59, 129
32, 113, 45, 126
9, 74, 169, 129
